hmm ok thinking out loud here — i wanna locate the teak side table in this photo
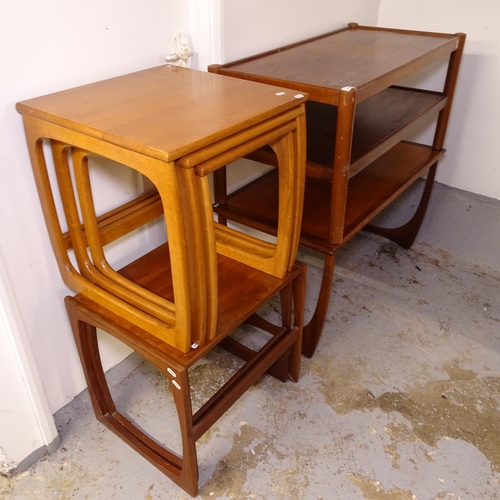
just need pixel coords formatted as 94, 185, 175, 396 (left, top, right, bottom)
17, 66, 308, 496
209, 23, 466, 357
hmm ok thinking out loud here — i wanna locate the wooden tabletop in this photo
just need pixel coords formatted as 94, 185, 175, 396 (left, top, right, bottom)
16, 66, 308, 162
212, 25, 460, 104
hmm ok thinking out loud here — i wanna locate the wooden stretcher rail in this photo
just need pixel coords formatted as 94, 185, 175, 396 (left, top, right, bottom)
62, 189, 163, 250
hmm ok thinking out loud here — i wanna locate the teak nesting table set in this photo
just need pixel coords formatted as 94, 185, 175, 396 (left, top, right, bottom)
17, 24, 465, 496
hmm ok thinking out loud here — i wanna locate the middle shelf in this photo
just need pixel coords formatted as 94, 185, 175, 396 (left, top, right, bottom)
246, 86, 447, 181
214, 141, 444, 254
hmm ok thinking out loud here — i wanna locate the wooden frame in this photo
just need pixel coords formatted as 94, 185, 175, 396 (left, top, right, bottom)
17, 66, 308, 496
65, 258, 306, 496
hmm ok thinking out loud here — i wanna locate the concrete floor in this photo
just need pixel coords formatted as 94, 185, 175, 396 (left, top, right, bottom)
1, 181, 500, 499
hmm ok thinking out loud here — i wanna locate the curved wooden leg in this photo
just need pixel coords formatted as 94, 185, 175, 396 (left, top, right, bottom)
258, 262, 306, 382
233, 263, 306, 382
166, 368, 199, 496
365, 163, 438, 250
65, 297, 200, 497
302, 254, 336, 358
288, 262, 306, 381
268, 282, 293, 382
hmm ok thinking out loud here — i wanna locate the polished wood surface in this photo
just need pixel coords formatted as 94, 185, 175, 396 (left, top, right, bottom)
210, 24, 460, 104
214, 142, 445, 252
17, 65, 307, 163
247, 87, 447, 181
210, 24, 466, 356
17, 66, 308, 496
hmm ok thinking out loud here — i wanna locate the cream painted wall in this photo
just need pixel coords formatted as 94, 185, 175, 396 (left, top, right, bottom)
0, 0, 189, 461
377, 0, 500, 200
223, 0, 380, 61
0, 251, 58, 470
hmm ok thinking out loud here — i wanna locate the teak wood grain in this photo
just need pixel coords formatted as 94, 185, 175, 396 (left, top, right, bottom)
209, 23, 460, 105
17, 66, 306, 163
17, 66, 308, 496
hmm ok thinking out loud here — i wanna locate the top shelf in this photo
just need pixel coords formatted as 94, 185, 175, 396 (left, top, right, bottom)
246, 86, 447, 180
16, 66, 308, 163
210, 24, 460, 105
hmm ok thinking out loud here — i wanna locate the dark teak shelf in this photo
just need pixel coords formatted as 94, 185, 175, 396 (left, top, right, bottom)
245, 86, 448, 181
215, 141, 444, 254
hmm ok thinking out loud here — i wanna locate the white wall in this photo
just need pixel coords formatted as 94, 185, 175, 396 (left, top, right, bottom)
0, 0, 189, 467
223, 0, 380, 61
0, 251, 58, 471
377, 0, 500, 200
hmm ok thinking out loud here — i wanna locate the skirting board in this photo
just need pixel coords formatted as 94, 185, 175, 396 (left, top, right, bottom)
14, 435, 61, 474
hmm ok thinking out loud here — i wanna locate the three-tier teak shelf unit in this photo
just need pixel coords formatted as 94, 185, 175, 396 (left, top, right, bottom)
209, 23, 466, 357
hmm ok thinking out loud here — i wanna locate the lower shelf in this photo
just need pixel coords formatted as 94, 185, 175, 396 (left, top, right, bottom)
118, 242, 298, 364
214, 141, 444, 254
